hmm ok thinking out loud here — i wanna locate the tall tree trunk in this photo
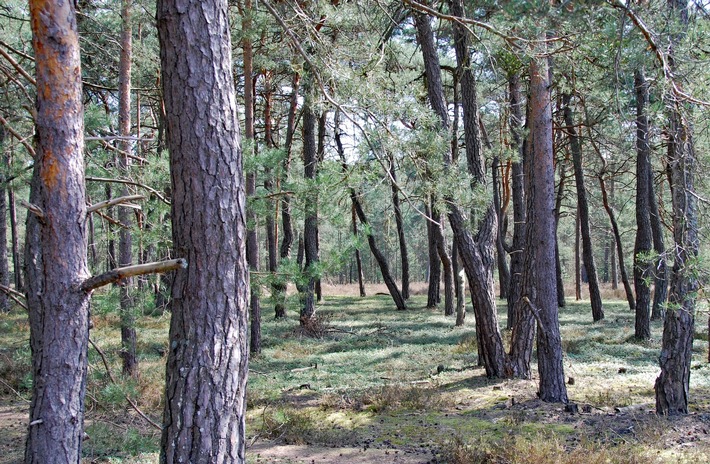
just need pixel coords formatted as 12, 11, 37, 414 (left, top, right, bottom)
301, 92, 318, 324
274, 73, 300, 319
415, 8, 507, 377
655, 0, 697, 416
157, 0, 250, 461
563, 93, 603, 321
633, 69, 653, 340
263, 72, 279, 307
554, 162, 567, 309
452, 242, 465, 325
389, 154, 410, 300
242, 2, 261, 353
610, 229, 619, 289
0, 133, 8, 312
524, 48, 568, 402
506, 71, 526, 330
117, 0, 137, 378
25, 2, 91, 461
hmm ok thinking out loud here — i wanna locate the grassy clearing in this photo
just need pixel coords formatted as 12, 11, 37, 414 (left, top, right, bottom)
0, 286, 709, 462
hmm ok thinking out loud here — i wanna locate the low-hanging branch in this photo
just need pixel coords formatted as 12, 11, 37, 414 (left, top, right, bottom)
81, 258, 187, 292
87, 194, 146, 213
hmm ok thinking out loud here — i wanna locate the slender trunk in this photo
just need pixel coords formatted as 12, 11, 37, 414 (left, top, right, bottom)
554, 162, 567, 309
425, 202, 441, 308
117, 0, 137, 378
335, 113, 403, 309
274, 73, 300, 319
610, 229, 619, 289
242, 3, 261, 352
492, 156, 511, 299
301, 92, 318, 323
389, 154, 410, 299
633, 69, 653, 339
563, 93, 603, 321
432, 203, 454, 316
0, 152, 8, 312
352, 204, 366, 297
25, 2, 91, 460
157, 1, 250, 460
9, 188, 22, 292
507, 72, 526, 329
599, 174, 636, 311
575, 215, 582, 300
452, 242, 465, 325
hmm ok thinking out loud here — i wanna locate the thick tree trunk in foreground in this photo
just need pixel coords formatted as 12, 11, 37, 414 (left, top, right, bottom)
656, 0, 697, 415
157, 0, 249, 461
563, 93, 603, 321
633, 69, 653, 340
25, 1, 91, 461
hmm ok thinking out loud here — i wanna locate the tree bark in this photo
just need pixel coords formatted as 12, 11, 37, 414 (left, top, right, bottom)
157, 0, 249, 461
117, 0, 137, 378
274, 72, 300, 319
649, 169, 667, 320
563, 93, 603, 321
655, 0, 697, 416
389, 154, 410, 300
242, 2, 261, 353
25, 2, 91, 461
425, 203, 441, 308
492, 156, 511, 300
431, 202, 454, 316
301, 92, 318, 323
506, 71, 526, 330
633, 69, 653, 339
0, 131, 8, 312
524, 49, 568, 402
415, 9, 506, 377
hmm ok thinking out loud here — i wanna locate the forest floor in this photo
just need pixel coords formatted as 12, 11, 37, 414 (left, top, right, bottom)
1, 283, 709, 463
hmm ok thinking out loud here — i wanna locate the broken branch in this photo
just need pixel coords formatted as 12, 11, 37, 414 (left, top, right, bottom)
87, 194, 146, 213
81, 258, 187, 292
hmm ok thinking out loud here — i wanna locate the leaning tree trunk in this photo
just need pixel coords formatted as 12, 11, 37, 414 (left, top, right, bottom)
157, 0, 250, 461
415, 7, 507, 377
25, 1, 92, 461
633, 69, 653, 340
336, 111, 406, 312
599, 173, 636, 311
117, 0, 137, 377
563, 93, 603, 321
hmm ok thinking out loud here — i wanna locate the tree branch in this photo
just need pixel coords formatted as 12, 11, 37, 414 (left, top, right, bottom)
85, 176, 170, 205
87, 194, 146, 213
81, 258, 187, 292
0, 114, 36, 158
0, 284, 28, 310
